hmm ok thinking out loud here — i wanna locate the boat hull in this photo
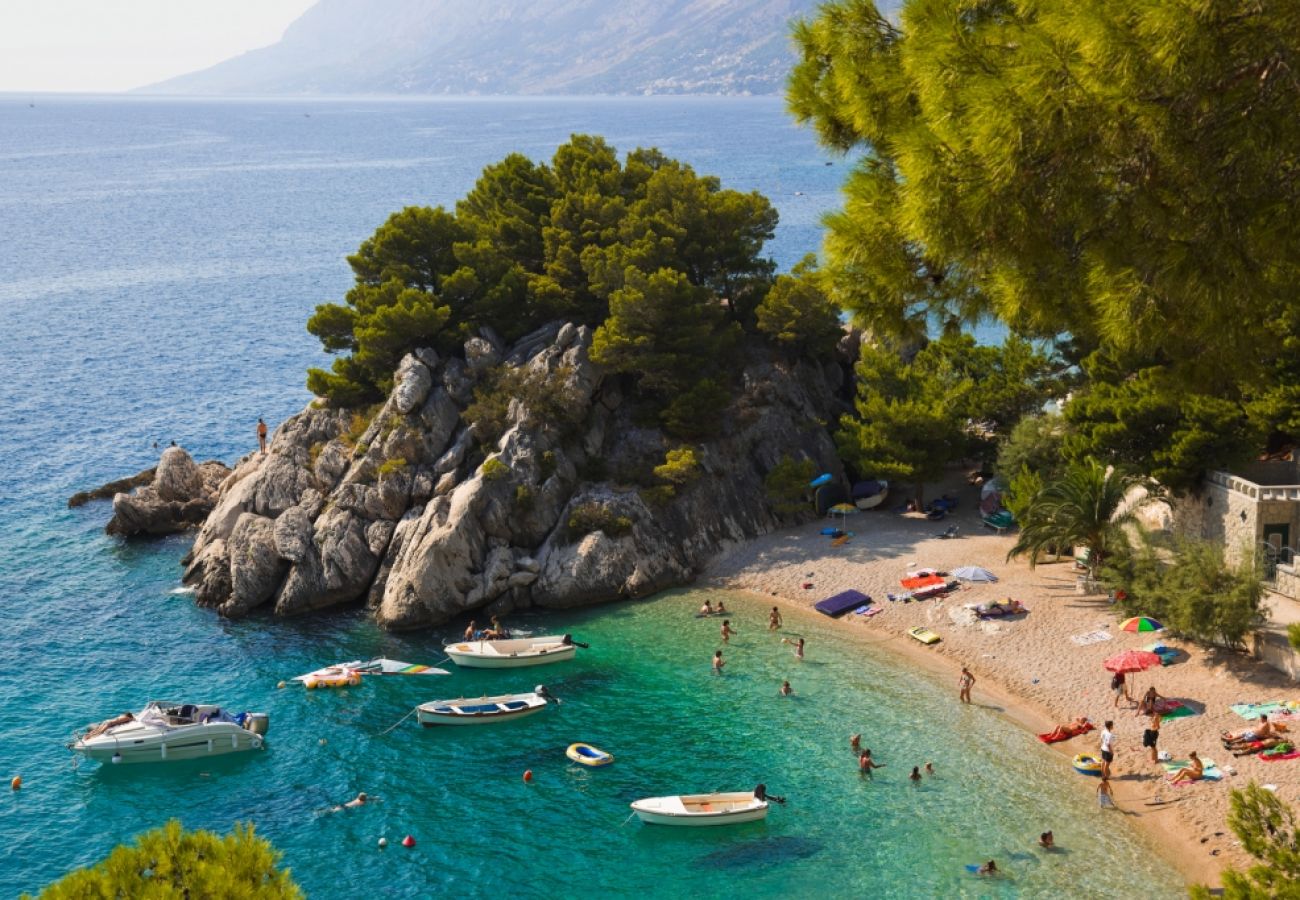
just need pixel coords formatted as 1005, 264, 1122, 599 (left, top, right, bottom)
445, 641, 576, 669
73, 725, 263, 764
416, 692, 549, 726
630, 793, 768, 827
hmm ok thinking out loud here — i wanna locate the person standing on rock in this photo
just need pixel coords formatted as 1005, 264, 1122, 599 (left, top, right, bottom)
257, 418, 268, 453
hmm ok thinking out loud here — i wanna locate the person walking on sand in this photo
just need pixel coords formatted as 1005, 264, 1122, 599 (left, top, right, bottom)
1144, 710, 1162, 764
769, 606, 782, 630
1100, 720, 1116, 779
859, 749, 885, 778
713, 650, 725, 674
257, 417, 268, 453
1110, 670, 1129, 707
958, 666, 975, 704
721, 619, 734, 643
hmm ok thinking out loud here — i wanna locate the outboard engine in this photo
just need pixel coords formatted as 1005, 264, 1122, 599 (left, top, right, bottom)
244, 712, 270, 736
535, 685, 551, 699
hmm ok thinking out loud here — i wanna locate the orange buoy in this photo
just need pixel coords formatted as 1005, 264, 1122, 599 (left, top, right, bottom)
523, 769, 533, 783
401, 835, 415, 848
10, 776, 20, 790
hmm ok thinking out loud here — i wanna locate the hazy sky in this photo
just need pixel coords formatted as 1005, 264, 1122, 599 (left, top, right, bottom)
0, 0, 316, 93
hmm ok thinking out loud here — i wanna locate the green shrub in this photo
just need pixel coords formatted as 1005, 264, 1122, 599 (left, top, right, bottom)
654, 447, 701, 485
338, 403, 382, 448
463, 364, 588, 446
1289, 623, 1300, 653
640, 485, 677, 507
764, 454, 816, 517
308, 442, 326, 466
378, 457, 408, 477
515, 484, 535, 510
482, 458, 510, 481
30, 820, 301, 899
567, 501, 633, 539
660, 378, 729, 440
1191, 783, 1300, 898
1103, 531, 1264, 649
539, 450, 558, 481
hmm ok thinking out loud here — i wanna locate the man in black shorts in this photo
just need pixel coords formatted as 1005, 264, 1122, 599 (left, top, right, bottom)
1143, 710, 1161, 763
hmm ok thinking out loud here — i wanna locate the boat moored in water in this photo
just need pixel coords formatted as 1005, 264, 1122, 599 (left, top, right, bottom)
630, 792, 768, 826
416, 687, 552, 726
444, 634, 583, 669
70, 701, 268, 764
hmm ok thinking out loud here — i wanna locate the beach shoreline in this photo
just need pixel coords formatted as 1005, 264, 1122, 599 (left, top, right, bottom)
702, 482, 1300, 890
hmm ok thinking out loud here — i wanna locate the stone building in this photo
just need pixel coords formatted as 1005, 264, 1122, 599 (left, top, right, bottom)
1174, 460, 1300, 598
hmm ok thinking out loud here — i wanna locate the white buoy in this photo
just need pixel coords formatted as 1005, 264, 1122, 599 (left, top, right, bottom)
378, 837, 388, 848
111, 752, 122, 765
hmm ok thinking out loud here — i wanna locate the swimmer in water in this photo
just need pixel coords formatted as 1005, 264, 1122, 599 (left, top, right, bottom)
780, 680, 793, 696
909, 766, 922, 782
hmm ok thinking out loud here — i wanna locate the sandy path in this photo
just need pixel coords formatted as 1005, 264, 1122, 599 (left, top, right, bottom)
704, 478, 1300, 888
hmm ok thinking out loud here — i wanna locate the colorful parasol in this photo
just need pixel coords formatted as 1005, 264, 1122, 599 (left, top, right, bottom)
1119, 616, 1164, 633
1102, 650, 1162, 673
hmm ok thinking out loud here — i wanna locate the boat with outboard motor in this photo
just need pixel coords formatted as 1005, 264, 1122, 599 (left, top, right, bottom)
69, 701, 268, 764
416, 686, 553, 726
444, 634, 585, 669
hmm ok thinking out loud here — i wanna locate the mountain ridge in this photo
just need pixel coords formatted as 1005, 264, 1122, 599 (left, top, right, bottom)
140, 0, 869, 96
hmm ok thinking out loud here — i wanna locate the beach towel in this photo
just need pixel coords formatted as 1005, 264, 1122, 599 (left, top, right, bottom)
1155, 702, 1196, 720
1231, 702, 1288, 720
1069, 630, 1113, 646
1161, 758, 1222, 782
901, 574, 946, 590
1260, 748, 1300, 762
1037, 722, 1094, 744
832, 535, 852, 547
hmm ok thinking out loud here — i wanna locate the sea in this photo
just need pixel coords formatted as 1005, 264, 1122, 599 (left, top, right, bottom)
0, 95, 1180, 898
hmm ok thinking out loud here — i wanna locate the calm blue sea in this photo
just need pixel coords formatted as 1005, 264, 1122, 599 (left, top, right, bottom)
0, 95, 1175, 898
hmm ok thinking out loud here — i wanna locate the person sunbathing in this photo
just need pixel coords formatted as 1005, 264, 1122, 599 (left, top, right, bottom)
1223, 715, 1274, 747
1168, 752, 1204, 784
1043, 717, 1091, 742
85, 711, 133, 738
1233, 737, 1289, 757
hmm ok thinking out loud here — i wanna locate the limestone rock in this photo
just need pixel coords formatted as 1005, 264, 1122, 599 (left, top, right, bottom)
392, 354, 433, 414
224, 514, 287, 617
105, 447, 230, 536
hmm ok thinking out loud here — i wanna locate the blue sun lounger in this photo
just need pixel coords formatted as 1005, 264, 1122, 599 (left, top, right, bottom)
815, 589, 871, 618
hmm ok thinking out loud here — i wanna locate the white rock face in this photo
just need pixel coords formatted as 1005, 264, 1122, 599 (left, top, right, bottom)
183, 321, 849, 627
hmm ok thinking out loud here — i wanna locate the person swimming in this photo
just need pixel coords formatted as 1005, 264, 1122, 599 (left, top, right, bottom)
1038, 831, 1054, 849
699, 600, 714, 616
925, 761, 934, 775
859, 749, 885, 777
721, 619, 734, 643
909, 766, 922, 782
850, 733, 862, 753
977, 860, 998, 875
715, 600, 728, 614
783, 636, 805, 660
780, 680, 793, 696
712, 650, 725, 674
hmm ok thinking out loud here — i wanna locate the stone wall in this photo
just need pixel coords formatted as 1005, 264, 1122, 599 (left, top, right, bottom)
1170, 479, 1259, 565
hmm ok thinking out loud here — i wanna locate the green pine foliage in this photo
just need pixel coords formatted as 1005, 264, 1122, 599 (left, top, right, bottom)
754, 255, 843, 358
836, 339, 974, 506
764, 454, 817, 518
308, 136, 779, 411
789, 0, 1300, 488
31, 820, 301, 899
1191, 783, 1300, 899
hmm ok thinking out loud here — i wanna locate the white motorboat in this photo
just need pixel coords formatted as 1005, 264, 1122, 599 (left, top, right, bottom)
70, 701, 268, 764
630, 792, 768, 827
444, 634, 583, 669
416, 687, 551, 726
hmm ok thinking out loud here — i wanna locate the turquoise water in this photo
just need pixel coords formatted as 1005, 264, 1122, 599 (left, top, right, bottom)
0, 96, 1172, 897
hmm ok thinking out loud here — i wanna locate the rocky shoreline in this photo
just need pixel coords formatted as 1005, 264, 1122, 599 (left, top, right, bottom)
85, 321, 853, 630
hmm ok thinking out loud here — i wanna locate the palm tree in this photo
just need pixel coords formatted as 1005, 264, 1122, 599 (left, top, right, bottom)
1007, 459, 1158, 578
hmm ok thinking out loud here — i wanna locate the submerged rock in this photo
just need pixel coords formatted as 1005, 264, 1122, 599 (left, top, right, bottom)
182, 325, 847, 626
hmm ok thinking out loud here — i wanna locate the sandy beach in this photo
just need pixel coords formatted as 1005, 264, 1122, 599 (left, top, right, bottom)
705, 479, 1300, 889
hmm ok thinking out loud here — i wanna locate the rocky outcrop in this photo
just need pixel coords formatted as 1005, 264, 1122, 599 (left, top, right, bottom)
182, 322, 847, 628
103, 447, 230, 536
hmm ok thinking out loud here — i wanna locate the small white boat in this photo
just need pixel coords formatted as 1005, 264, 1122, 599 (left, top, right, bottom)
416, 687, 551, 726
444, 634, 582, 669
70, 701, 268, 764
630, 792, 768, 827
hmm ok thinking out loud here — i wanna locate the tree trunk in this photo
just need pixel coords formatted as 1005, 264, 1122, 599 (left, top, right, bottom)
914, 483, 925, 508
